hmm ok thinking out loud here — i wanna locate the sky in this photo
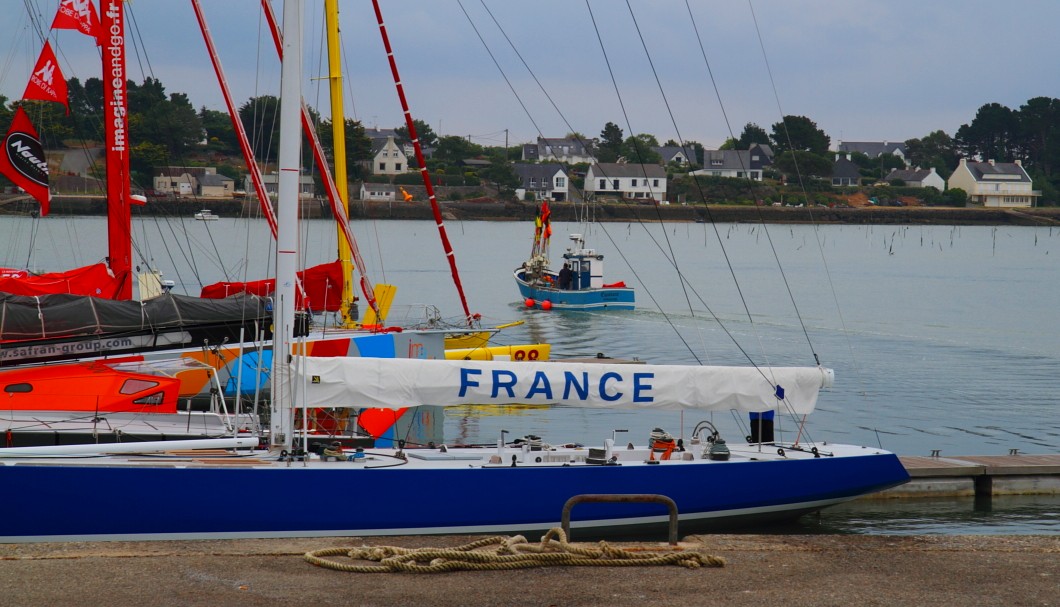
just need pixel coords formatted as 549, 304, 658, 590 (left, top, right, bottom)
0, 0, 1056, 150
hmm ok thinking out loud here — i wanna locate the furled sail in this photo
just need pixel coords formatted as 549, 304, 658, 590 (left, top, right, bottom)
200, 260, 343, 312
290, 356, 833, 414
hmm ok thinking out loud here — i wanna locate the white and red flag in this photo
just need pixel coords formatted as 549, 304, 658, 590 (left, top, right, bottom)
0, 107, 51, 215
22, 42, 69, 114
51, 0, 102, 43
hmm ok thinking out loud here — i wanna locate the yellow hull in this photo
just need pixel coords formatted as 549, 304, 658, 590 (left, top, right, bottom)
445, 343, 551, 361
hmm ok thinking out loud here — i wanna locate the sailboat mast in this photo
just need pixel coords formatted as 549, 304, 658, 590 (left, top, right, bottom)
270, 0, 303, 450
370, 0, 475, 327
324, 0, 357, 328
100, 0, 132, 300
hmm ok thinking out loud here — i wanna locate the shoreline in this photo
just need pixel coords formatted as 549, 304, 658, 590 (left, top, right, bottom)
4, 196, 1059, 226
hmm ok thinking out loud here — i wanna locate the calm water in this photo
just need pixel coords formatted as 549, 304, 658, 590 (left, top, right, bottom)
3, 214, 1058, 534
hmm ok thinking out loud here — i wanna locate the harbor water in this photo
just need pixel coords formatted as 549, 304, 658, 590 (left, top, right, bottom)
2, 214, 1058, 534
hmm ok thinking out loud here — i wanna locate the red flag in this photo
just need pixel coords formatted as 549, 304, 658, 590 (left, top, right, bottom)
23, 42, 69, 113
51, 0, 102, 43
0, 107, 51, 215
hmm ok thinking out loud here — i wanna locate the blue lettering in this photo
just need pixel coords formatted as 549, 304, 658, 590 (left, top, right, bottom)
525, 371, 553, 399
563, 372, 589, 400
492, 370, 517, 398
459, 368, 481, 397
599, 372, 622, 402
632, 373, 654, 403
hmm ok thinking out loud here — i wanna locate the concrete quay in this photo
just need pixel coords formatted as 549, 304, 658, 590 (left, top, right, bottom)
890, 453, 1060, 499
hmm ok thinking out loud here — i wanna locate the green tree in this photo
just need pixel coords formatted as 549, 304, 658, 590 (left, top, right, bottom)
433, 135, 482, 166
905, 130, 958, 178
955, 102, 1018, 161
318, 117, 373, 180
770, 115, 830, 155
1017, 97, 1059, 177
943, 187, 968, 207
622, 133, 661, 164
597, 122, 624, 163
199, 107, 238, 154
773, 150, 833, 178
718, 137, 738, 150
737, 122, 770, 149
239, 95, 280, 161
394, 119, 437, 148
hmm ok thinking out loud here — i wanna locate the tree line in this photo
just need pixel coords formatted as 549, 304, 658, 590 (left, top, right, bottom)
1, 75, 1055, 204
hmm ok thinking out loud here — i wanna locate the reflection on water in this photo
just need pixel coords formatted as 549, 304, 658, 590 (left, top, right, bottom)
772, 495, 1060, 535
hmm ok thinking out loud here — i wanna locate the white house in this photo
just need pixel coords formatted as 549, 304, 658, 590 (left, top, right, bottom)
883, 167, 945, 192
368, 136, 409, 176
584, 163, 667, 203
359, 182, 396, 202
245, 173, 316, 198
946, 159, 1040, 208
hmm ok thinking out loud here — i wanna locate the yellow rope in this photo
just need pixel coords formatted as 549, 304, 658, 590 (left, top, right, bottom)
304, 527, 725, 573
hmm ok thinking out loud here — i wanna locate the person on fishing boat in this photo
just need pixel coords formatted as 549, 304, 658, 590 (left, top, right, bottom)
558, 263, 573, 289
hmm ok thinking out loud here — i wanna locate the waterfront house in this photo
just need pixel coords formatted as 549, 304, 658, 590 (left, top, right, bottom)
837, 140, 908, 165
655, 145, 699, 167
244, 172, 315, 198
369, 136, 409, 176
883, 167, 945, 191
359, 182, 396, 202
153, 166, 232, 197
946, 158, 1040, 207
513, 163, 569, 202
521, 137, 597, 164
584, 163, 667, 203
830, 153, 861, 186
688, 144, 773, 181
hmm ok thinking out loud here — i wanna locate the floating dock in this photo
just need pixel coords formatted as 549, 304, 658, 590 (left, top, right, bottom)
885, 453, 1060, 498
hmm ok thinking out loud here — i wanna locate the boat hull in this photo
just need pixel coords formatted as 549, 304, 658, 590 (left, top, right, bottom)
0, 446, 908, 542
515, 269, 635, 311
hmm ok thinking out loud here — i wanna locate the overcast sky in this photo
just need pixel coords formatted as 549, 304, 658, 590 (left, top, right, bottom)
1, 0, 1055, 150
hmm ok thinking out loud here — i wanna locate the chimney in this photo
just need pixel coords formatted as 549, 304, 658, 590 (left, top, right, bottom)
988, 159, 996, 166
1015, 159, 1023, 166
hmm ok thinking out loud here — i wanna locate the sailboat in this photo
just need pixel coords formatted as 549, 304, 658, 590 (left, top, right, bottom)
515, 202, 635, 311
0, 0, 908, 543
0, 0, 522, 447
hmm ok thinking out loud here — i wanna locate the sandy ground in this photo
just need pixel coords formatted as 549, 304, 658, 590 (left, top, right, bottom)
1, 533, 1057, 607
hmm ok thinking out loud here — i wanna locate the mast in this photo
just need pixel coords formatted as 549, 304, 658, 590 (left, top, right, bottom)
324, 0, 356, 328
100, 0, 132, 300
270, 0, 303, 450
370, 0, 475, 327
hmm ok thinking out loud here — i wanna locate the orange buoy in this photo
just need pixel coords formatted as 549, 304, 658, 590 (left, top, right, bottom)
541, 300, 552, 311
524, 298, 535, 308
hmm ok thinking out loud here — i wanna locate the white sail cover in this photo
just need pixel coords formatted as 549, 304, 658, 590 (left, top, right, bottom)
290, 357, 833, 414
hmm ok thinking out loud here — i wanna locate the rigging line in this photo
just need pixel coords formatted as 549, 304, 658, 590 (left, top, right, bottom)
746, 0, 843, 371
679, 1, 788, 377
125, 3, 153, 83
457, 1, 545, 139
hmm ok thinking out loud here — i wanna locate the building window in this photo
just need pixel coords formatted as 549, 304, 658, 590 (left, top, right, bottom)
653, 179, 659, 187
395, 164, 402, 172
599, 179, 607, 190
379, 163, 386, 171
631, 179, 638, 187
530, 178, 537, 187
556, 177, 565, 188
612, 179, 619, 190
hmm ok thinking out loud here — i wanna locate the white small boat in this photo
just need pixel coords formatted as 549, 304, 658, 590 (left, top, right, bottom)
194, 209, 219, 221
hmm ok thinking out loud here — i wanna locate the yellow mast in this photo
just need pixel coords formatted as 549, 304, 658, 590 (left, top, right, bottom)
325, 0, 356, 327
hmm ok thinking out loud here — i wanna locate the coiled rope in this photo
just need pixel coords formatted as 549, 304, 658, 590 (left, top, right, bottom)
304, 527, 724, 573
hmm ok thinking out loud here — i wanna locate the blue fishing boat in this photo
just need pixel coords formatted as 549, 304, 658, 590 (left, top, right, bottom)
515, 231, 636, 311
